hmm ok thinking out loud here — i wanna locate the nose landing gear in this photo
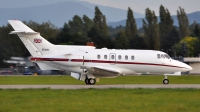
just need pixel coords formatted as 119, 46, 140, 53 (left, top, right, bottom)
163, 76, 169, 84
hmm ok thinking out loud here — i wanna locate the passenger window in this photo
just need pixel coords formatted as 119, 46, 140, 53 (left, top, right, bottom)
125, 55, 128, 60
104, 55, 107, 59
131, 55, 134, 60
157, 54, 160, 59
97, 55, 100, 59
118, 55, 122, 60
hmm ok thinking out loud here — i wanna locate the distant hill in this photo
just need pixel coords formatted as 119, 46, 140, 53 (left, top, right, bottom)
0, 0, 78, 8
1, 0, 199, 28
0, 1, 144, 27
77, 1, 145, 20
108, 11, 200, 28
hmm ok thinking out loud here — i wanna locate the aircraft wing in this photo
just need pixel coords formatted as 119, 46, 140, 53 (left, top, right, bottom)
81, 66, 121, 78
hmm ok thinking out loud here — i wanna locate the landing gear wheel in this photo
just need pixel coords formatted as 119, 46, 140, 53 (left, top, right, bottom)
163, 79, 169, 84
89, 78, 96, 85
85, 78, 96, 85
85, 78, 89, 84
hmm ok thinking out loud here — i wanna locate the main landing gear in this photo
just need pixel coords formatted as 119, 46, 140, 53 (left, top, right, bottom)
163, 76, 169, 84
85, 78, 96, 85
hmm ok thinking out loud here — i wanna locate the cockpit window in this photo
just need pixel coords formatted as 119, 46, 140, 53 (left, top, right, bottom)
157, 54, 160, 59
158, 54, 171, 59
164, 54, 171, 59
161, 54, 165, 59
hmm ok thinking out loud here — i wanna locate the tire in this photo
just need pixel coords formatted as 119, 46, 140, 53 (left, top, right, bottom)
85, 78, 89, 84
89, 78, 96, 85
163, 79, 169, 84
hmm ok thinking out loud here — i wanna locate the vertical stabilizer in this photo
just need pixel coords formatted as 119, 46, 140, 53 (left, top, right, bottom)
8, 20, 56, 57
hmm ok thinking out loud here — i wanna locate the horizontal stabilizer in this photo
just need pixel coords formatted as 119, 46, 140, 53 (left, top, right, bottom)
8, 20, 34, 32
9, 31, 39, 35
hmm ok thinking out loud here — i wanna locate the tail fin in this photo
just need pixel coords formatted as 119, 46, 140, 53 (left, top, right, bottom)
8, 20, 56, 57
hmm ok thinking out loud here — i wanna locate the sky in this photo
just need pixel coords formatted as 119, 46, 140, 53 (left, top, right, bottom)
81, 0, 200, 15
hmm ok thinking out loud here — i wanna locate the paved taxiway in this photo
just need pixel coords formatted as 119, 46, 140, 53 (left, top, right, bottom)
0, 84, 200, 89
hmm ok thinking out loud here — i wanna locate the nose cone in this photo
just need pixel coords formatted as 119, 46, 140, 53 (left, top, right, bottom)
186, 64, 192, 71
172, 60, 193, 72
182, 62, 193, 71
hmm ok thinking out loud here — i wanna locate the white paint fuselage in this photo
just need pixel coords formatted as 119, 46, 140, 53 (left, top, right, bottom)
32, 49, 192, 76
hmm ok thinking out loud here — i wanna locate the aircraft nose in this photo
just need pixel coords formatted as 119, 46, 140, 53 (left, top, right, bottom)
183, 63, 192, 71
186, 65, 192, 71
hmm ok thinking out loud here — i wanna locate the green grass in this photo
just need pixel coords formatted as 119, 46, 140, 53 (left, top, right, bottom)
0, 88, 200, 112
0, 75, 200, 85
1, 76, 200, 112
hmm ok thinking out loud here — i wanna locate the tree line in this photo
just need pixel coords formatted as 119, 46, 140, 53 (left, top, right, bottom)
0, 5, 200, 67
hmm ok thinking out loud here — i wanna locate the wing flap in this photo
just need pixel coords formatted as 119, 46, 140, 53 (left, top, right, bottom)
81, 66, 121, 78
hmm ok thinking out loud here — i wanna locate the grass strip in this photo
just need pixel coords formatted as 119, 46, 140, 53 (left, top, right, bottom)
0, 88, 200, 112
0, 75, 200, 85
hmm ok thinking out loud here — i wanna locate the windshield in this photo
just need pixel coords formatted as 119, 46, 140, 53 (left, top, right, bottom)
164, 54, 171, 59
157, 54, 171, 59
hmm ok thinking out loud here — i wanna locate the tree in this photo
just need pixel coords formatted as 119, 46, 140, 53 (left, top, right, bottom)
93, 6, 108, 37
180, 42, 188, 57
82, 15, 94, 33
114, 31, 129, 49
108, 25, 125, 38
56, 23, 73, 45
56, 15, 94, 45
125, 7, 138, 48
143, 8, 160, 50
177, 7, 190, 38
159, 5, 178, 49
166, 27, 180, 50
88, 6, 109, 48
193, 22, 200, 38
130, 35, 147, 49
25, 20, 59, 40
68, 15, 83, 35
173, 36, 199, 57
180, 36, 200, 56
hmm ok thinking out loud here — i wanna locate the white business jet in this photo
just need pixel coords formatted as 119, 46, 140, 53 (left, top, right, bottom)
8, 20, 192, 85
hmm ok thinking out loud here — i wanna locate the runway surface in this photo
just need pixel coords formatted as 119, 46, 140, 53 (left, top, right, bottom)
0, 84, 200, 89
